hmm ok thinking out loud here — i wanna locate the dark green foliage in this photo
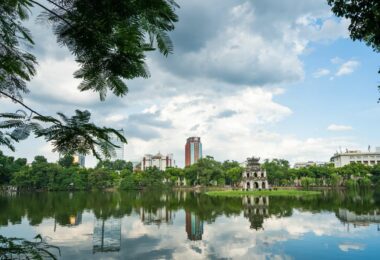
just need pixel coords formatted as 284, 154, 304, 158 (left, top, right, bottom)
0, 150, 27, 184
41, 0, 179, 100
58, 154, 75, 168
1, 0, 179, 157
327, 0, 380, 52
97, 159, 133, 171
0, 234, 60, 259
0, 110, 127, 160
0, 0, 36, 100
184, 156, 231, 186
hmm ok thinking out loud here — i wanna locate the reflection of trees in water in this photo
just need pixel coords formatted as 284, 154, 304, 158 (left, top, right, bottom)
139, 206, 174, 225
2, 189, 380, 229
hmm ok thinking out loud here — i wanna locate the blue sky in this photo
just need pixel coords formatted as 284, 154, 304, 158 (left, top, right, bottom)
0, 0, 379, 167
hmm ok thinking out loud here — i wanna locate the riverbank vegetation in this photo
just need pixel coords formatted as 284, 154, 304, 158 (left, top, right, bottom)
262, 159, 380, 190
206, 190, 321, 197
1, 151, 380, 191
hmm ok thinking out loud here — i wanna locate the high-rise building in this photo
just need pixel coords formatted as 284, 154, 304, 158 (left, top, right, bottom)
185, 137, 202, 167
73, 154, 85, 168
111, 129, 125, 161
141, 152, 173, 171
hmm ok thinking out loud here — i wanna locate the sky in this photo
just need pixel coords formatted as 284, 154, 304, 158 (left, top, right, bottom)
1, 0, 379, 167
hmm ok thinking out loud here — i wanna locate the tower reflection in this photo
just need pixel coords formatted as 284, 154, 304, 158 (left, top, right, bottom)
242, 196, 269, 230
185, 211, 204, 241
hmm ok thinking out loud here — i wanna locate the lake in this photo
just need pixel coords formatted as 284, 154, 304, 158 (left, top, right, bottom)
1, 190, 380, 259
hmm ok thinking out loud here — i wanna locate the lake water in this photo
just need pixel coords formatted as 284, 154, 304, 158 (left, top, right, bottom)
1, 190, 380, 259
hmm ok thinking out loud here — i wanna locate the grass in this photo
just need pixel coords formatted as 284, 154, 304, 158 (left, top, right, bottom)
205, 189, 321, 197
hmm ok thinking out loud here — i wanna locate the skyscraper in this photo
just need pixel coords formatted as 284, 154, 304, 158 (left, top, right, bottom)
185, 137, 202, 167
73, 154, 85, 168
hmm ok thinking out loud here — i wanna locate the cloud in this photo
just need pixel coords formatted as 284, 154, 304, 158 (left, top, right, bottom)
313, 68, 330, 78
327, 124, 353, 131
339, 243, 365, 252
215, 110, 238, 119
336, 60, 360, 76
1, 0, 360, 167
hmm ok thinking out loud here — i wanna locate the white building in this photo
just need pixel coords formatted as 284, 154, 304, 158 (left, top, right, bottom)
141, 152, 173, 171
330, 147, 380, 167
293, 161, 327, 169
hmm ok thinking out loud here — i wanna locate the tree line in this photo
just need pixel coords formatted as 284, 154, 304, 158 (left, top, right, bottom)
1, 151, 380, 191
0, 151, 244, 191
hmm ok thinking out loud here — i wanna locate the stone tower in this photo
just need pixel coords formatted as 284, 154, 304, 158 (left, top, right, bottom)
241, 157, 269, 190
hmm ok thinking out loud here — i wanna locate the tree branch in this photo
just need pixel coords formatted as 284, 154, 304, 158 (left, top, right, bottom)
29, 0, 72, 27
44, 0, 71, 14
0, 90, 45, 118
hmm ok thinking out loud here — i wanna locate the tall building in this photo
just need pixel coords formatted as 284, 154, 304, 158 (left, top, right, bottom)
73, 154, 85, 168
185, 137, 202, 167
185, 211, 204, 241
330, 147, 380, 167
111, 129, 125, 161
141, 152, 173, 171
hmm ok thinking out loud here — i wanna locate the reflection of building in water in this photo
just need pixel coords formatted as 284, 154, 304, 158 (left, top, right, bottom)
93, 217, 121, 253
241, 157, 269, 190
53, 212, 82, 232
242, 196, 269, 230
337, 209, 380, 229
67, 212, 82, 226
140, 207, 174, 225
186, 211, 204, 241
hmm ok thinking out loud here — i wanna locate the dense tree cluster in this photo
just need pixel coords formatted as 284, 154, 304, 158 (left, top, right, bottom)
2, 150, 380, 191
0, 151, 245, 191
262, 159, 380, 189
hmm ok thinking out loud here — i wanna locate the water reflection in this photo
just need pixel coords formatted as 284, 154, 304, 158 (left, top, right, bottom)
242, 196, 269, 230
185, 211, 204, 241
1, 190, 380, 259
93, 217, 121, 253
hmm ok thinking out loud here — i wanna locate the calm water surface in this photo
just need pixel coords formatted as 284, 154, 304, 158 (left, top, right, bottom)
1, 190, 380, 259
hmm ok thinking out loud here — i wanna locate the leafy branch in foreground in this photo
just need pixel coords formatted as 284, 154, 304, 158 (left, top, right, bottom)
0, 234, 60, 259
327, 0, 380, 101
1, 0, 179, 156
0, 108, 126, 160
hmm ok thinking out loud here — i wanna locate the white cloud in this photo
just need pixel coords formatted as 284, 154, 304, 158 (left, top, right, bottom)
331, 57, 343, 64
327, 124, 353, 131
336, 60, 360, 76
339, 243, 365, 252
313, 68, 330, 78
105, 114, 126, 123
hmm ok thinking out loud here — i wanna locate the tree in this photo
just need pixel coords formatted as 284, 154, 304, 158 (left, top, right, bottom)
58, 154, 75, 168
327, 0, 380, 100
226, 167, 243, 186
0, 0, 179, 158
